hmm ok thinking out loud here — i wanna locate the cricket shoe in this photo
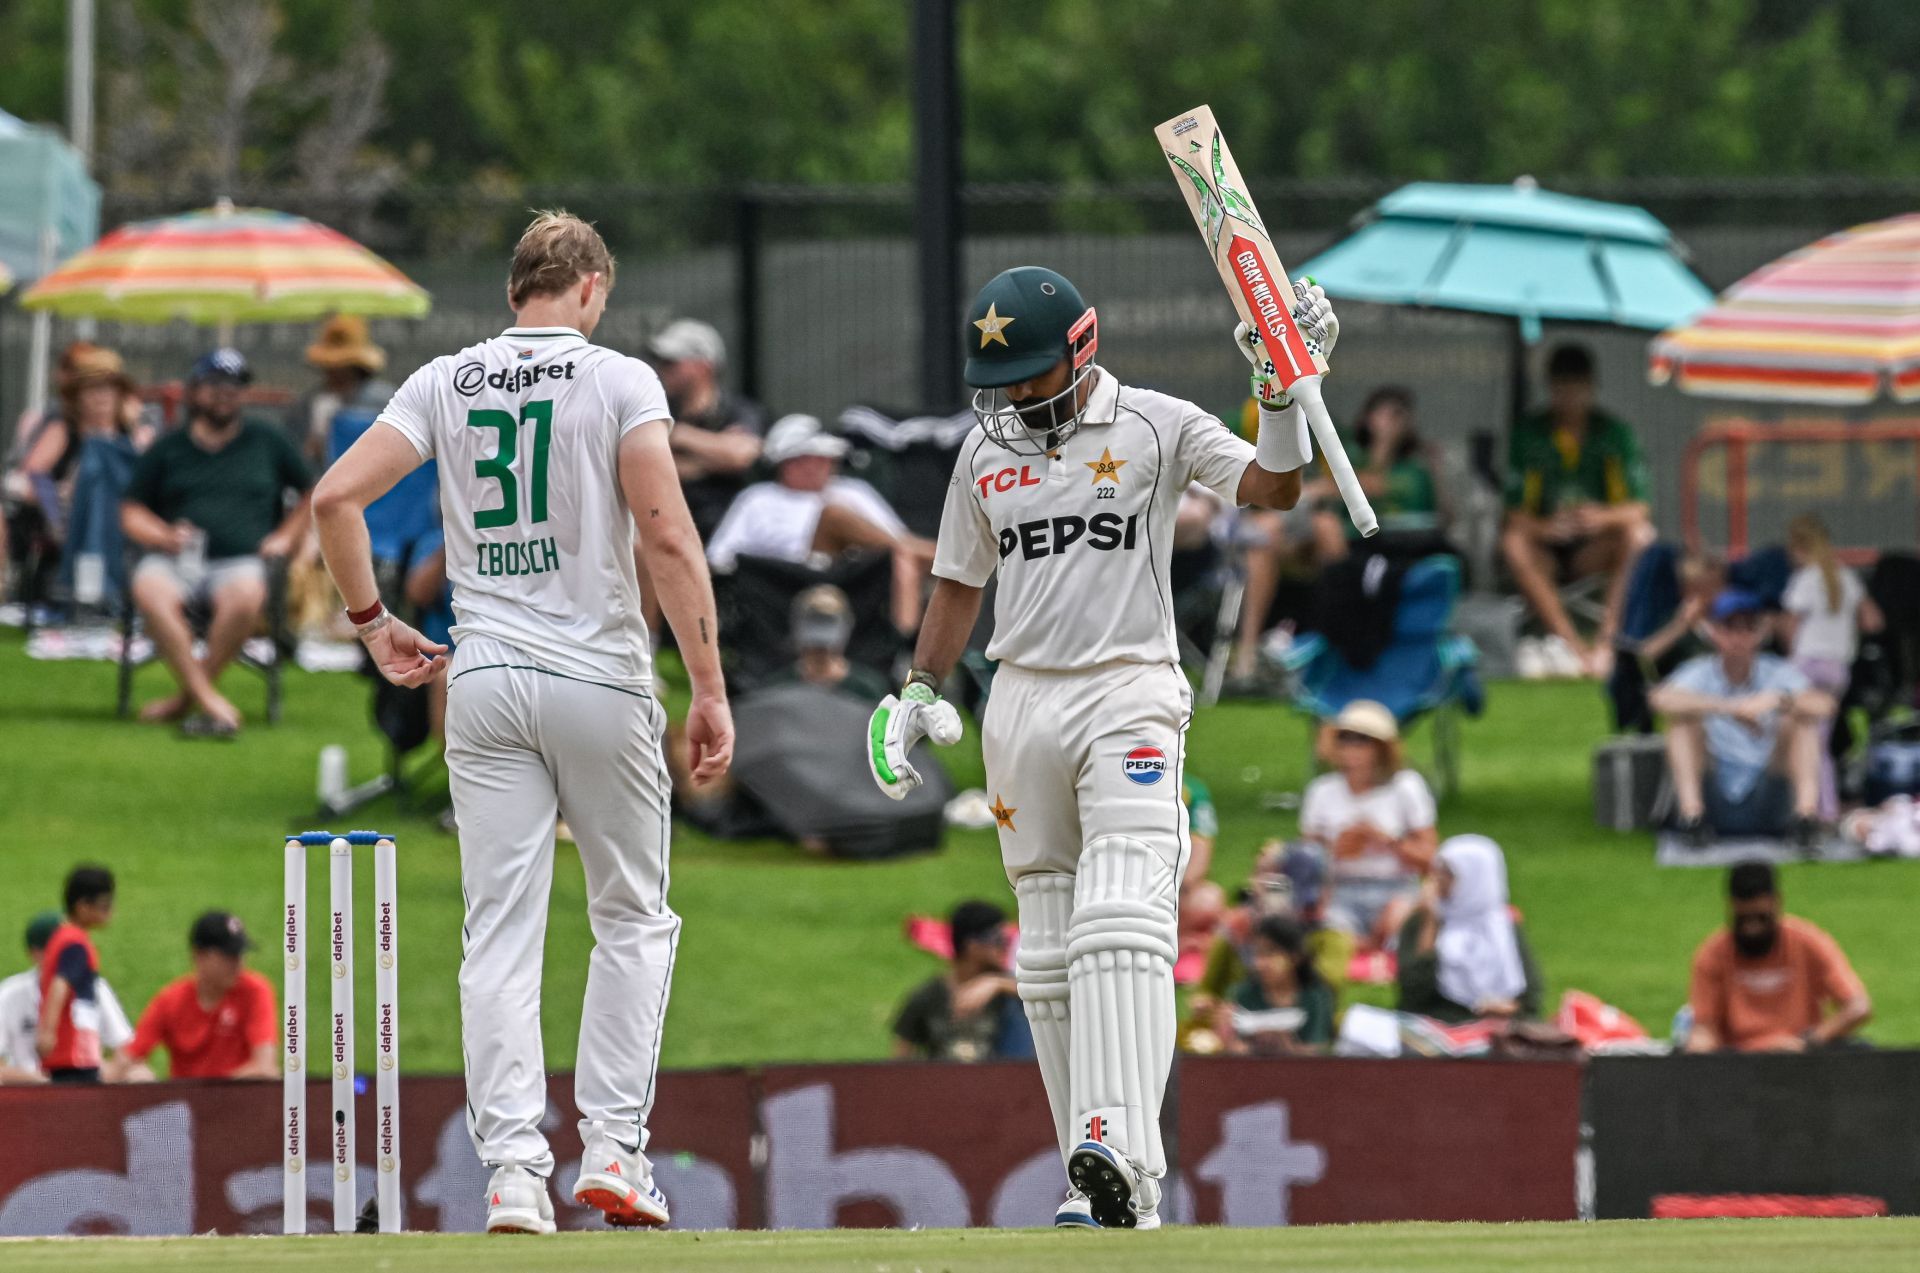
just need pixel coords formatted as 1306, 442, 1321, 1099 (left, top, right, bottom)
1055, 1186, 1098, 1228
573, 1122, 671, 1228
484, 1163, 556, 1235
1068, 1138, 1157, 1230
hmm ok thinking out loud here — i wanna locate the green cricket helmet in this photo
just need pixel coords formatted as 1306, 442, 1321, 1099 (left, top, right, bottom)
963, 266, 1099, 455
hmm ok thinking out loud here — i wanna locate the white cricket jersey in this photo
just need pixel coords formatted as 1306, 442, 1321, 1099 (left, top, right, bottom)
0, 970, 133, 1073
379, 326, 671, 689
932, 369, 1254, 670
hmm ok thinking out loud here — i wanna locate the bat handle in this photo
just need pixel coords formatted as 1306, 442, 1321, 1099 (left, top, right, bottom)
1291, 375, 1379, 538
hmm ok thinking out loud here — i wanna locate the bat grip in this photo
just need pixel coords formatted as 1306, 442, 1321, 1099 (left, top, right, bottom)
1291, 375, 1378, 538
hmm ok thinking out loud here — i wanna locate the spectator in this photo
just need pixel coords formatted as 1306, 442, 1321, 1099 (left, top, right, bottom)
1300, 700, 1438, 950
0, 912, 145, 1084
1501, 344, 1654, 679
126, 911, 278, 1079
1685, 862, 1870, 1053
1213, 915, 1336, 1055
707, 414, 934, 630
36, 865, 117, 1083
286, 315, 395, 468
785, 584, 890, 700
1781, 514, 1882, 817
1650, 589, 1835, 849
1396, 835, 1543, 1023
121, 349, 312, 736
647, 319, 765, 539
892, 900, 1032, 1062
1310, 386, 1447, 563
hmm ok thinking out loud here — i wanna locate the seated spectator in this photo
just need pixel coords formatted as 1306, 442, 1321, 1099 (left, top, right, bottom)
892, 900, 1032, 1062
1501, 344, 1654, 679
1310, 386, 1447, 563
286, 315, 394, 468
1609, 546, 1723, 733
36, 865, 117, 1084
1300, 700, 1437, 950
121, 350, 312, 735
1212, 915, 1336, 1055
647, 319, 765, 540
1782, 515, 1882, 818
707, 414, 934, 630
784, 584, 891, 701
1685, 862, 1870, 1053
1396, 835, 1543, 1023
0, 912, 145, 1084
1650, 590, 1836, 849
127, 911, 278, 1079
1177, 773, 1221, 941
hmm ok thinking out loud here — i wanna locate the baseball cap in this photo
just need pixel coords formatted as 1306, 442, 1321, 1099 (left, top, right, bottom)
189, 348, 253, 386
189, 910, 253, 956
24, 911, 61, 953
1331, 699, 1399, 743
1710, 588, 1768, 623
646, 319, 726, 368
764, 414, 851, 465
791, 585, 854, 652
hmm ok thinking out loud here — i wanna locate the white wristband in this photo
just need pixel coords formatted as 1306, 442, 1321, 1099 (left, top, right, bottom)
354, 609, 393, 640
1254, 401, 1312, 474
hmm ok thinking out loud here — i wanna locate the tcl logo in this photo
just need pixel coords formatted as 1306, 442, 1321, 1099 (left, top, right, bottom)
975, 466, 1043, 499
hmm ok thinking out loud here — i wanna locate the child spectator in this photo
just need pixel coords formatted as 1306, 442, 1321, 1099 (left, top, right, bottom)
126, 912, 278, 1079
1214, 915, 1335, 1055
1311, 386, 1448, 562
1685, 862, 1870, 1053
892, 900, 1031, 1062
1300, 700, 1437, 950
1396, 836, 1543, 1023
35, 865, 116, 1083
0, 912, 144, 1084
1781, 515, 1882, 817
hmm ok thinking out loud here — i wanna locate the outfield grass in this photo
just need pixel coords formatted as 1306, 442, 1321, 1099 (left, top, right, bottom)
3, 1219, 1918, 1272
2, 629, 1916, 1075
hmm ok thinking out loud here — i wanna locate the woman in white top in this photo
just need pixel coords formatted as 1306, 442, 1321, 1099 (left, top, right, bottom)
1297, 699, 1437, 949
1781, 515, 1882, 817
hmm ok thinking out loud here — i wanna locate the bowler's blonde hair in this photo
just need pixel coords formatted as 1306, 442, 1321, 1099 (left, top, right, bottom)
508, 209, 615, 307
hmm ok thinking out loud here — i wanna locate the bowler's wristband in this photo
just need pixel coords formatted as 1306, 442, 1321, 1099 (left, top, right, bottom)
1254, 401, 1312, 474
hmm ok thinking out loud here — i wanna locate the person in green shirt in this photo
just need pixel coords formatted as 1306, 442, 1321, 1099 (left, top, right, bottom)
122, 349, 311, 735
1216, 915, 1335, 1054
1500, 344, 1654, 679
1308, 386, 1446, 561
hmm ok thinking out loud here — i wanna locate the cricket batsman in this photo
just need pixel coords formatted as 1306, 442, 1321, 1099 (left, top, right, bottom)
314, 211, 733, 1233
867, 264, 1335, 1229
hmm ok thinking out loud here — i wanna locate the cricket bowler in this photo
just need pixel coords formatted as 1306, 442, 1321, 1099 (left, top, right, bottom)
867, 264, 1336, 1228
313, 211, 734, 1233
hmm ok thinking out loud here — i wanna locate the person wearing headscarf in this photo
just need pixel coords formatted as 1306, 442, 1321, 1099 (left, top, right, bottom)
1394, 835, 1543, 1023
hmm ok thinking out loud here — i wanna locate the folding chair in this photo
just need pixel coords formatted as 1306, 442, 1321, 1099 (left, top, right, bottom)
1279, 555, 1485, 797
115, 552, 292, 724
713, 551, 897, 696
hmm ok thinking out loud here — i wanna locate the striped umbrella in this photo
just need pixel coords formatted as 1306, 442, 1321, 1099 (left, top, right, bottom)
1649, 213, 1920, 403
19, 200, 428, 324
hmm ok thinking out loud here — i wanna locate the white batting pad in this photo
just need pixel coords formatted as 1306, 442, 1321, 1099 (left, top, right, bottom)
1014, 872, 1075, 1163
1066, 835, 1179, 1178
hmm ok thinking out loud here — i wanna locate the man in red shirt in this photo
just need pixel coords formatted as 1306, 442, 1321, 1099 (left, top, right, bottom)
128, 911, 278, 1079
37, 865, 116, 1083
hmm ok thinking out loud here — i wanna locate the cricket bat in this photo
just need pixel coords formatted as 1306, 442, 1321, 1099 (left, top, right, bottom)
1154, 104, 1377, 537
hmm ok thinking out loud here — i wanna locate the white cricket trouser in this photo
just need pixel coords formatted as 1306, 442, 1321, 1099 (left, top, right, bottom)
985, 659, 1190, 1178
445, 635, 679, 1178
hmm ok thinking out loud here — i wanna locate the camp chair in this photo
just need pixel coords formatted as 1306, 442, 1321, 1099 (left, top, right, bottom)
712, 550, 897, 697
115, 550, 292, 724
1278, 554, 1484, 797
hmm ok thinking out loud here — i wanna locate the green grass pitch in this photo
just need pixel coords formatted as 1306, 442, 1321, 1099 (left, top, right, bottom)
2, 628, 1917, 1076
4, 1219, 1918, 1271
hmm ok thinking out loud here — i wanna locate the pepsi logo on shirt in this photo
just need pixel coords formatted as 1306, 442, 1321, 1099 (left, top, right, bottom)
1122, 744, 1167, 785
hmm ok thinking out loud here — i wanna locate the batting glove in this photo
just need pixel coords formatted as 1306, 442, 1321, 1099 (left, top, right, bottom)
867, 683, 964, 801
1234, 278, 1340, 410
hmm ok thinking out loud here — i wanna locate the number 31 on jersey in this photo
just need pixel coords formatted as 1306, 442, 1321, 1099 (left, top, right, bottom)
467, 399, 553, 530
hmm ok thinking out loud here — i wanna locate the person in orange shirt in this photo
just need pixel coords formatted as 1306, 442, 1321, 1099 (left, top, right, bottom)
127, 911, 278, 1079
1685, 862, 1871, 1053
36, 865, 117, 1083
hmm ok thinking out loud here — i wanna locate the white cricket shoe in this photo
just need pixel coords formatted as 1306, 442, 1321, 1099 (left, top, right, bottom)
484, 1163, 556, 1235
1068, 1139, 1152, 1229
573, 1122, 671, 1228
1055, 1186, 1098, 1228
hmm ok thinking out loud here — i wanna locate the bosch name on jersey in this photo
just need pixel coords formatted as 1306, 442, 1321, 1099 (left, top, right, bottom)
997, 512, 1138, 562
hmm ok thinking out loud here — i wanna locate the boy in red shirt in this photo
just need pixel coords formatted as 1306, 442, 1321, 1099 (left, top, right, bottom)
36, 865, 116, 1083
129, 911, 278, 1079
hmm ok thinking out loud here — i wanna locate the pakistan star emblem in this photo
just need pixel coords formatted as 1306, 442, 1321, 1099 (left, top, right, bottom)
990, 795, 1018, 832
974, 303, 1016, 348
1086, 447, 1127, 485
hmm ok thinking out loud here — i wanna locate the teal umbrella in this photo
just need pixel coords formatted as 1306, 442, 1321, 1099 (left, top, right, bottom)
1298, 179, 1712, 344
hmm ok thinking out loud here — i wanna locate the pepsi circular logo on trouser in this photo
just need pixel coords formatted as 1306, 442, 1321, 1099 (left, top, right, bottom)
1122, 744, 1167, 785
